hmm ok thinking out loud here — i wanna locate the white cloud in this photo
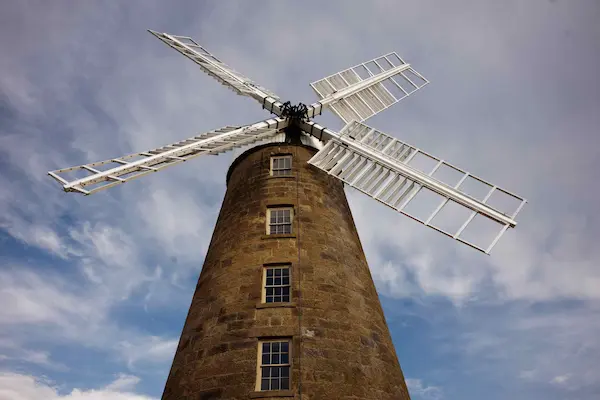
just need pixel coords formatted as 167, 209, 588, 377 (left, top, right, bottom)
118, 337, 178, 371
135, 187, 216, 264
406, 378, 443, 400
0, 268, 93, 326
104, 374, 142, 392
0, 217, 74, 260
351, 187, 600, 304
448, 302, 600, 394
0, 349, 67, 371
0, 1, 598, 399
0, 372, 156, 400
550, 374, 571, 386
0, 222, 177, 376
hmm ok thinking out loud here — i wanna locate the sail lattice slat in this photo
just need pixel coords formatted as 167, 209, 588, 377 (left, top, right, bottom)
149, 31, 280, 103
308, 121, 526, 254
310, 53, 428, 123
49, 118, 287, 195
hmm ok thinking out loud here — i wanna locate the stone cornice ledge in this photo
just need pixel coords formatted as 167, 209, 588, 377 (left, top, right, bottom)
256, 302, 297, 309
249, 390, 294, 398
261, 234, 296, 240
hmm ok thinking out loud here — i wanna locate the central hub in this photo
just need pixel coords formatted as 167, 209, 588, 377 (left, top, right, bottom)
280, 101, 309, 121
281, 101, 309, 144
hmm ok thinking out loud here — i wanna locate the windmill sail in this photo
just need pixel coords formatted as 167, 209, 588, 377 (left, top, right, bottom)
47, 29, 527, 254
309, 53, 428, 123
49, 118, 287, 195
305, 121, 526, 254
149, 31, 284, 115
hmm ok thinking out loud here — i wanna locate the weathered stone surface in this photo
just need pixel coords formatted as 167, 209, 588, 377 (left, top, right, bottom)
162, 143, 411, 399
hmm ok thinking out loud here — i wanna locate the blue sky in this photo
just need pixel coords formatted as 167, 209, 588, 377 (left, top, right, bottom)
1, 1, 599, 399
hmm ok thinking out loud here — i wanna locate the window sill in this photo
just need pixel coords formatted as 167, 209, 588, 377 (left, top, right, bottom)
249, 390, 294, 398
268, 175, 295, 180
261, 234, 296, 240
256, 302, 297, 309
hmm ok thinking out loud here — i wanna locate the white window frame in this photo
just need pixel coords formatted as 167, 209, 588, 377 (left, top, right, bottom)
262, 264, 292, 304
266, 207, 293, 235
270, 155, 292, 176
256, 339, 292, 391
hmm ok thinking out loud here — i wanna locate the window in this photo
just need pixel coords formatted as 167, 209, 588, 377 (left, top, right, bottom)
263, 265, 291, 303
271, 155, 292, 176
258, 340, 291, 391
267, 207, 293, 235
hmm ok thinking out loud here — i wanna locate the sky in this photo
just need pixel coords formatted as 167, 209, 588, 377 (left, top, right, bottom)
0, 0, 599, 399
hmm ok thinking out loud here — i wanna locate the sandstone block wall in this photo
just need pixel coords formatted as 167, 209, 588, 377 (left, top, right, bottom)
162, 143, 411, 400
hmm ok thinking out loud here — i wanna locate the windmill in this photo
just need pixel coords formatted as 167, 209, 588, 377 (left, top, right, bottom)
48, 31, 526, 399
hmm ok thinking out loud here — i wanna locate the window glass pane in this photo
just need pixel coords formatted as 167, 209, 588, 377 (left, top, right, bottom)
261, 379, 270, 391
260, 342, 291, 392
271, 379, 280, 390
264, 267, 291, 303
272, 156, 292, 176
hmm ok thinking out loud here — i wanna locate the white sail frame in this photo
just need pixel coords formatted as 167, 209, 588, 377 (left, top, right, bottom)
302, 120, 526, 254
308, 52, 429, 123
49, 118, 287, 195
47, 29, 528, 254
148, 31, 285, 116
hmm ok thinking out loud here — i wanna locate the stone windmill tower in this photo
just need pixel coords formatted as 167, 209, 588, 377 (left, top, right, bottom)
48, 31, 527, 399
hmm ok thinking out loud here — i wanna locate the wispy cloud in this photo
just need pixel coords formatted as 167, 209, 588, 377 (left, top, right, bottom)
0, 0, 598, 399
0, 372, 157, 400
0, 347, 67, 372
406, 378, 443, 400
118, 337, 178, 371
